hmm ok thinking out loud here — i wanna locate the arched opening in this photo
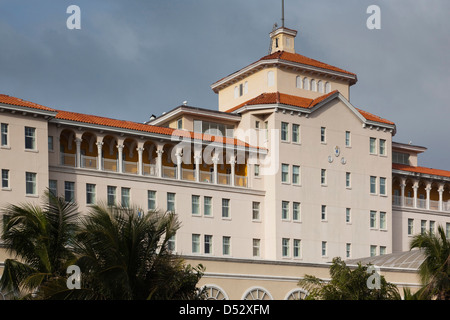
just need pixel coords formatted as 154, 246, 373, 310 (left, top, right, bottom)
102, 135, 118, 172
143, 141, 158, 176
122, 138, 138, 174
80, 132, 98, 169
60, 129, 76, 166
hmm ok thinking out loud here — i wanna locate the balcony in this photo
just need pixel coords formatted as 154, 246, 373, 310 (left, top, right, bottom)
393, 195, 450, 213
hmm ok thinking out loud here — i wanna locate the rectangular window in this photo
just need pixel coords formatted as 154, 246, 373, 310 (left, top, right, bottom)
292, 124, 300, 143
167, 193, 175, 212
192, 195, 200, 215
25, 172, 36, 195
281, 164, 289, 183
281, 122, 288, 141
253, 239, 260, 257
168, 235, 176, 252
282, 201, 289, 220
393, 152, 410, 165
380, 212, 386, 230
370, 245, 377, 257
293, 202, 300, 221
379, 139, 386, 155
370, 137, 377, 154
346, 208, 351, 223
380, 246, 386, 255
380, 177, 386, 195
446, 223, 450, 238
222, 236, 231, 256
292, 165, 300, 185
321, 169, 327, 185
86, 184, 96, 205
25, 127, 36, 150
204, 196, 212, 216
429, 221, 435, 235
346, 172, 351, 188
408, 219, 414, 235
320, 127, 326, 143
321, 241, 327, 256
254, 164, 260, 177
204, 235, 213, 254
346, 243, 351, 258
370, 176, 377, 194
321, 205, 327, 221
64, 181, 75, 202
345, 131, 351, 147
107, 186, 116, 206
192, 234, 200, 253
421, 220, 427, 235
252, 202, 260, 220
177, 118, 182, 130
293, 239, 301, 258
222, 198, 230, 218
49, 179, 57, 196
370, 211, 377, 228
121, 187, 130, 208
48, 136, 54, 151
148, 190, 156, 210
282, 238, 290, 257
1, 123, 8, 146
1, 169, 9, 189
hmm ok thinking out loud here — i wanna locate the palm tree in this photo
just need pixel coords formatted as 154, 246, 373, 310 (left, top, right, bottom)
410, 225, 450, 300
0, 191, 80, 299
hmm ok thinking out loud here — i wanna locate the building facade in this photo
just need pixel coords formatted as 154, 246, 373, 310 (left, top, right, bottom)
1, 25, 449, 300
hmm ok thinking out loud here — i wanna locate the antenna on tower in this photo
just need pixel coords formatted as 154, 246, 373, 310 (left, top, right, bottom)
281, 0, 285, 28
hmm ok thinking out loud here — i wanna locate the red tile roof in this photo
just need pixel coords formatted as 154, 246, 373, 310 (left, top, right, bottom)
0, 94, 56, 112
393, 164, 450, 179
225, 91, 395, 126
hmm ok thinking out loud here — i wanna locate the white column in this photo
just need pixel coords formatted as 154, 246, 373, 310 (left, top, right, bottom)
425, 184, 431, 210
156, 149, 164, 178
176, 152, 182, 180
412, 182, 419, 209
212, 157, 218, 185
75, 138, 82, 168
194, 154, 201, 183
230, 156, 236, 187
117, 145, 124, 173
96, 142, 103, 171
137, 147, 144, 176
438, 185, 444, 212
400, 179, 406, 207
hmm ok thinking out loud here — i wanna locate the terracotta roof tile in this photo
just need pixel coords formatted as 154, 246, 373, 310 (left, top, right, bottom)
355, 108, 395, 125
393, 163, 450, 179
0, 94, 56, 112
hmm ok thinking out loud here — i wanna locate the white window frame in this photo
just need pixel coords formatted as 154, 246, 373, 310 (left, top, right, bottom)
121, 187, 131, 208
292, 124, 300, 143
292, 165, 300, 185
380, 177, 386, 195
64, 181, 75, 203
192, 234, 200, 253
408, 219, 414, 235
252, 201, 260, 221
167, 192, 176, 213
346, 172, 351, 188
293, 239, 301, 258
282, 238, 290, 257
222, 198, 230, 218
252, 239, 260, 257
25, 127, 36, 150
86, 183, 96, 205
370, 176, 377, 194
1, 123, 8, 147
282, 201, 289, 220
25, 172, 37, 196
204, 196, 213, 217
321, 205, 327, 221
370, 137, 377, 155
293, 202, 301, 221
107, 186, 116, 206
148, 190, 156, 211
321, 169, 327, 185
345, 131, 351, 147
192, 195, 200, 215
281, 122, 289, 142
380, 212, 387, 230
370, 210, 377, 229
222, 236, 231, 256
204, 234, 213, 254
1, 169, 9, 189
379, 139, 386, 156
320, 127, 326, 143
281, 164, 289, 183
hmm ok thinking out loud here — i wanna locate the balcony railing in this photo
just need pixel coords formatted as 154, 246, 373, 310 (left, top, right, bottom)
103, 158, 118, 172
162, 166, 177, 179
235, 175, 248, 188
143, 163, 157, 177
217, 173, 230, 186
60, 153, 76, 167
81, 155, 97, 169
393, 196, 450, 212
123, 161, 138, 174
199, 171, 213, 184
181, 168, 196, 182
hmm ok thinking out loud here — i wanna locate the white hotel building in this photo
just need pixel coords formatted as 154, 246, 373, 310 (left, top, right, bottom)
1, 25, 449, 300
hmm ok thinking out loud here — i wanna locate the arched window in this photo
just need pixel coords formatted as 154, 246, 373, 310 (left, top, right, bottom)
317, 80, 324, 93
296, 76, 302, 89
311, 79, 317, 92
285, 289, 308, 300
325, 82, 331, 93
244, 81, 248, 94
242, 287, 273, 300
234, 86, 239, 98
302, 77, 309, 90
267, 71, 275, 87
203, 285, 229, 300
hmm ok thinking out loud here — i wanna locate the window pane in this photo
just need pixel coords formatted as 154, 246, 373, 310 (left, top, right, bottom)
204, 196, 212, 216
2, 169, 9, 188
281, 122, 288, 141
282, 201, 289, 219
293, 239, 301, 258
86, 184, 96, 205
292, 166, 300, 185
192, 195, 200, 215
282, 164, 289, 183
321, 205, 326, 220
370, 138, 376, 154
345, 131, 350, 146
253, 239, 260, 257
380, 212, 386, 229
148, 190, 156, 210
370, 176, 377, 193
252, 202, 260, 220
222, 199, 230, 218
223, 236, 230, 255
192, 234, 200, 253
380, 139, 386, 155
121, 188, 130, 208
282, 238, 289, 257
25, 127, 36, 149
167, 193, 175, 212
370, 211, 377, 228
107, 186, 116, 206
204, 235, 212, 254
25, 172, 36, 195
65, 181, 75, 202
321, 127, 326, 142
1, 123, 8, 146
380, 177, 386, 195
292, 124, 299, 143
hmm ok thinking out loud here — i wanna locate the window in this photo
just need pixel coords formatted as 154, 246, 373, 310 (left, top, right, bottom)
380, 212, 386, 230
121, 187, 130, 208
282, 238, 290, 257
25, 172, 36, 195
192, 195, 200, 215
281, 164, 289, 183
292, 124, 300, 143
380, 177, 386, 195
168, 235, 176, 252
167, 193, 175, 212
292, 165, 300, 185
234, 86, 239, 98
253, 239, 260, 257
222, 198, 230, 218
204, 235, 213, 254
370, 176, 377, 194
346, 208, 351, 223
429, 221, 435, 235
48, 136, 54, 151
255, 121, 260, 129
244, 81, 248, 94
223, 236, 231, 256
321, 241, 327, 256
392, 152, 410, 165
252, 202, 260, 220
1, 123, 8, 146
370, 137, 377, 154
204, 196, 212, 216
321, 205, 327, 221
345, 131, 351, 147
311, 79, 316, 92
346, 172, 351, 188
325, 82, 331, 93
254, 164, 260, 177
2, 169, 9, 189
86, 184, 96, 205
239, 83, 244, 96
264, 121, 268, 140
320, 127, 326, 143
446, 223, 450, 238
303, 77, 309, 90
148, 190, 156, 210
282, 201, 289, 220
64, 181, 75, 202
379, 139, 386, 155
380, 246, 386, 255
177, 118, 183, 130
267, 71, 274, 87
408, 219, 414, 235
317, 80, 324, 93
293, 202, 300, 221
346, 243, 351, 258
106, 186, 116, 206
296, 76, 302, 88
192, 234, 200, 253
370, 245, 377, 257
293, 239, 301, 258
421, 220, 427, 235
49, 180, 57, 196
370, 211, 377, 228
281, 122, 288, 141
321, 169, 327, 185
25, 127, 36, 150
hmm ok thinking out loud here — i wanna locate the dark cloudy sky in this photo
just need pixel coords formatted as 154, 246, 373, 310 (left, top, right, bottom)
1, 0, 449, 170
